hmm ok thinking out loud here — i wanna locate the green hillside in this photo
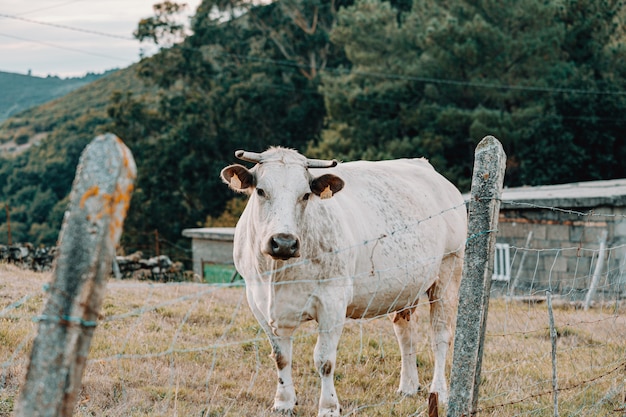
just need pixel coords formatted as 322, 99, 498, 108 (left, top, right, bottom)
0, 63, 158, 248
0, 66, 155, 155
0, 71, 110, 123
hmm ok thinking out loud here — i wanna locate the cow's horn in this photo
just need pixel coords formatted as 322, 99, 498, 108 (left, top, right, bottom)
235, 150, 263, 164
307, 158, 338, 168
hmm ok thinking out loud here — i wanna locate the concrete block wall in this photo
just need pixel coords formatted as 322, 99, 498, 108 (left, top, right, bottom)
496, 206, 623, 299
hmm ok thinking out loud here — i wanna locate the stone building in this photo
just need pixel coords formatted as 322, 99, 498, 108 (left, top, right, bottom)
181, 227, 235, 279
492, 178, 626, 300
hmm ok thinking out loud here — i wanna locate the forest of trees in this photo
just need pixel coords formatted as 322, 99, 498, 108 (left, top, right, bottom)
1, 0, 626, 255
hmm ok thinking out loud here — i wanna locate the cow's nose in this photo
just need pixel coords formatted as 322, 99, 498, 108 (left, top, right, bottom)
269, 233, 300, 260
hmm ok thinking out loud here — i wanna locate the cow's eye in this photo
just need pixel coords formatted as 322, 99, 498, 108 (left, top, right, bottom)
256, 188, 266, 198
302, 193, 311, 201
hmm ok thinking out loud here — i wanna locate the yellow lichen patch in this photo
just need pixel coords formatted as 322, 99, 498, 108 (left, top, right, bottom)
125, 184, 134, 204
107, 176, 135, 243
80, 185, 100, 209
120, 144, 136, 177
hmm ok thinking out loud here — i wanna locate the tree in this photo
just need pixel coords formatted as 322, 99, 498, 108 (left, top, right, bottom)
134, 1, 190, 46
312, 0, 626, 189
3, 0, 625, 250
516, 0, 626, 185
110, 0, 353, 251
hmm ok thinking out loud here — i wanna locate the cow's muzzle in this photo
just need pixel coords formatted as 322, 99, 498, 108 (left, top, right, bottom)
267, 233, 300, 260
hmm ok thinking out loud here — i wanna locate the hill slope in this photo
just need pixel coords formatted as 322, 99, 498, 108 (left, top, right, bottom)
0, 71, 111, 123
0, 63, 159, 247
0, 65, 155, 156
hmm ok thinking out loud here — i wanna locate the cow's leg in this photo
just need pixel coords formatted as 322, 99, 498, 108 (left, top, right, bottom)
314, 309, 344, 417
391, 308, 420, 395
270, 334, 297, 413
245, 290, 297, 413
427, 253, 463, 404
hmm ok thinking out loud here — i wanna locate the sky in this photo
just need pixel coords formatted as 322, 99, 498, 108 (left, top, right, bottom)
0, 0, 202, 78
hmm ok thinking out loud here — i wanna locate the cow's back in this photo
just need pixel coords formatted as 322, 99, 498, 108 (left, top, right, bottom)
324, 158, 466, 317
330, 158, 465, 253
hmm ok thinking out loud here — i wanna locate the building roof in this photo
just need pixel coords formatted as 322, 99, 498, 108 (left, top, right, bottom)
182, 227, 235, 241
498, 178, 626, 209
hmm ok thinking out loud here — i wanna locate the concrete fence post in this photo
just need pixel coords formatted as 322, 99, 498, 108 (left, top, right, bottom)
14, 133, 136, 417
447, 136, 506, 417
584, 229, 608, 311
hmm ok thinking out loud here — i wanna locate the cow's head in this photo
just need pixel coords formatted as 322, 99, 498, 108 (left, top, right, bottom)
221, 147, 344, 260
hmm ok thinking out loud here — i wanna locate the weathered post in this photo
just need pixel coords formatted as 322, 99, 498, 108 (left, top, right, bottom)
547, 291, 559, 417
447, 136, 506, 417
584, 229, 608, 310
14, 133, 136, 417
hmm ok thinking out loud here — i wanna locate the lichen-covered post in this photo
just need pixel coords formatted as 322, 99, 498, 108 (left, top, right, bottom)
447, 136, 506, 417
15, 134, 136, 417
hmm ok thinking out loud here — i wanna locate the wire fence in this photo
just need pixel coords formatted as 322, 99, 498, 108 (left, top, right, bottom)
2, 213, 626, 415
2, 224, 624, 416
2, 138, 626, 416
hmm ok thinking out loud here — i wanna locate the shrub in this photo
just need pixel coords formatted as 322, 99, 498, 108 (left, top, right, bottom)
13, 127, 32, 145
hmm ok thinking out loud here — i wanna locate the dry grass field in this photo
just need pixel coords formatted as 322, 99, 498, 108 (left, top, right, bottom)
1, 262, 625, 416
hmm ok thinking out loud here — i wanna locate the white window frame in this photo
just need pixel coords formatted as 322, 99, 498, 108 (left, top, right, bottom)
492, 243, 511, 281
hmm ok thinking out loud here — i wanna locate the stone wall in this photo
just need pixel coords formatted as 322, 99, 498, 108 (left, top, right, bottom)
495, 205, 626, 300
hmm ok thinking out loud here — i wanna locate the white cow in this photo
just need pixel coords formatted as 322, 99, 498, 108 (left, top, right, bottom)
221, 147, 466, 416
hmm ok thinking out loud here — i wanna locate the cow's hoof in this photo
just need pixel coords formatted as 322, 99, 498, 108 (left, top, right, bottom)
318, 406, 340, 417
397, 382, 421, 397
274, 399, 296, 416
273, 406, 295, 416
397, 386, 421, 397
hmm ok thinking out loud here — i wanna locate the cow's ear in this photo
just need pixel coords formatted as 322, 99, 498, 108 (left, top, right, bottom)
221, 164, 255, 193
311, 174, 344, 200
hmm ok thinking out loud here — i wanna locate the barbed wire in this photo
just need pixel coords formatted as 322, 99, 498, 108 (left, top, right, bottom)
501, 199, 626, 218
2, 198, 626, 416
473, 360, 626, 415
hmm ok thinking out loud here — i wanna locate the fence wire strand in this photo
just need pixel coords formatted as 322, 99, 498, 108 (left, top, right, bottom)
1, 201, 626, 416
